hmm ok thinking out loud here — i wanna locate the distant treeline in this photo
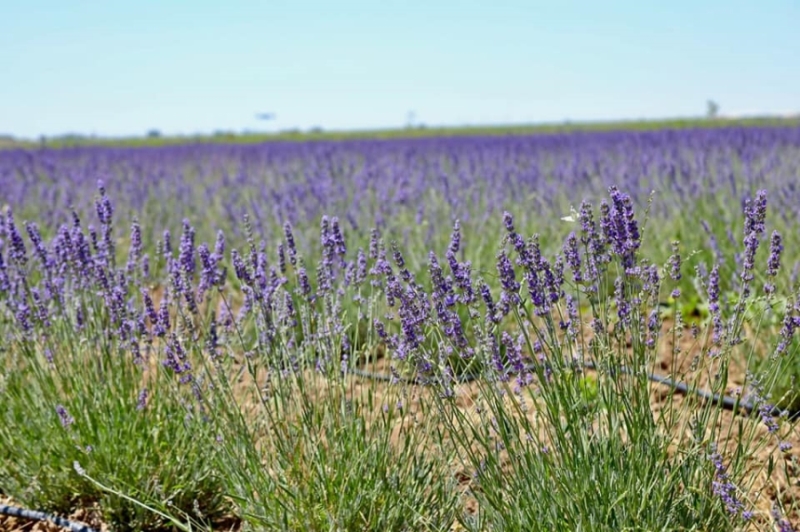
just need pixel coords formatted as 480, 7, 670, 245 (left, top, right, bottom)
4, 115, 800, 149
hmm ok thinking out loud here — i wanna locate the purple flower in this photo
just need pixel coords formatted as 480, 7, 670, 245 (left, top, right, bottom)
277, 242, 287, 274
283, 221, 297, 266
449, 255, 474, 304
708, 444, 750, 519
502, 211, 514, 233
178, 219, 196, 277
31, 288, 51, 328
487, 333, 505, 378
708, 265, 723, 345
25, 221, 50, 270
578, 200, 608, 282
502, 331, 527, 385
331, 216, 346, 257
480, 282, 500, 324
448, 220, 461, 256
759, 402, 779, 433
641, 264, 660, 303
155, 298, 170, 337
88, 224, 99, 255
198, 242, 224, 294
767, 230, 783, 278
564, 232, 582, 284
601, 186, 641, 269
75, 305, 85, 330
775, 301, 798, 356
162, 229, 172, 258
496, 250, 521, 312
297, 266, 312, 300
355, 249, 367, 286
126, 219, 142, 274
95, 180, 114, 226
5, 209, 28, 267
56, 405, 74, 428
543, 259, 562, 305
141, 254, 150, 278
741, 231, 759, 286
668, 241, 681, 281
374, 319, 387, 339
391, 242, 412, 283
15, 302, 32, 333
231, 249, 251, 285
744, 190, 767, 237
614, 276, 630, 323
136, 388, 148, 411
163, 333, 192, 381
738, 191, 769, 299
213, 230, 225, 257
772, 504, 796, 532
368, 228, 380, 259
428, 252, 449, 298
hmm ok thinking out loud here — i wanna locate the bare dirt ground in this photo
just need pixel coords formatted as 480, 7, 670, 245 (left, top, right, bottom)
3, 318, 799, 531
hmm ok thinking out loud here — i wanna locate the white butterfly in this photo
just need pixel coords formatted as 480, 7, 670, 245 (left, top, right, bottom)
561, 205, 579, 223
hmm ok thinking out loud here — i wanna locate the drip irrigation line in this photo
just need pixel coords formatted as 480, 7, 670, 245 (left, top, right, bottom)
0, 503, 99, 532
346, 359, 793, 419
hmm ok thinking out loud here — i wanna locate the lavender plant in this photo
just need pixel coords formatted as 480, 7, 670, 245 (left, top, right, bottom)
2, 128, 800, 530
423, 188, 798, 531
187, 218, 463, 530
0, 188, 230, 531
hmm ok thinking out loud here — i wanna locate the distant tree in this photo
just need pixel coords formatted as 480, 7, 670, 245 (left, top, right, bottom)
147, 129, 161, 138
706, 100, 720, 119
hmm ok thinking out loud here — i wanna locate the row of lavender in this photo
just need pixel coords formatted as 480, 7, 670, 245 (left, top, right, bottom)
2, 127, 800, 286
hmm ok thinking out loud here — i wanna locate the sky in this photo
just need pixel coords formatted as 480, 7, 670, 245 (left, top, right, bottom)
1, 0, 798, 139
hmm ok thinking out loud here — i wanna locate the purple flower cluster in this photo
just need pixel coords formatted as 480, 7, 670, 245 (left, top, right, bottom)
739, 190, 769, 299
773, 504, 797, 532
602, 186, 641, 271
55, 405, 74, 428
707, 444, 752, 520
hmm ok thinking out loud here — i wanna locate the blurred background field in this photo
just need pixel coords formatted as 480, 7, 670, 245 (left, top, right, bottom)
4, 121, 800, 300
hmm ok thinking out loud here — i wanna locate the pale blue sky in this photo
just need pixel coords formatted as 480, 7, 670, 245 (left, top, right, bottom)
1, 0, 798, 138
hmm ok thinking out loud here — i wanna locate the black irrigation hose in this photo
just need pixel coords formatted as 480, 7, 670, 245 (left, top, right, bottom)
346, 359, 794, 419
0, 503, 99, 532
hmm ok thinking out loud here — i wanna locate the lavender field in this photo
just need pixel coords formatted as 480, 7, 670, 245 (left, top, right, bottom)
3, 125, 800, 531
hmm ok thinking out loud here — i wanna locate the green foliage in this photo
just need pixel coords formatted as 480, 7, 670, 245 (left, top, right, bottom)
0, 320, 230, 530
